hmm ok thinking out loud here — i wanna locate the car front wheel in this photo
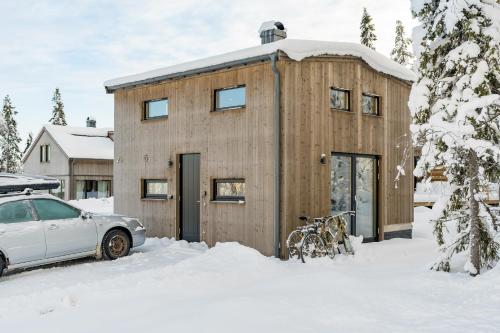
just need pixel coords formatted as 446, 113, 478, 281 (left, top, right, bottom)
102, 229, 131, 260
0, 256, 5, 278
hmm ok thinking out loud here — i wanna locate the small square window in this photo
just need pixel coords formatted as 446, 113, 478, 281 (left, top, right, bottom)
214, 86, 246, 111
362, 94, 380, 115
213, 179, 245, 201
330, 88, 350, 111
143, 179, 168, 199
145, 99, 168, 119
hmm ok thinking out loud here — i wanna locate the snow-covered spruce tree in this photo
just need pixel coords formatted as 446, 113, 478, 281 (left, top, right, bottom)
23, 132, 33, 156
390, 20, 413, 66
360, 7, 377, 50
410, 0, 500, 275
49, 87, 67, 126
0, 95, 22, 173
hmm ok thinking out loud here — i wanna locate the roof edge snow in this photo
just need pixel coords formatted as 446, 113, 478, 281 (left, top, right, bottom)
104, 39, 416, 93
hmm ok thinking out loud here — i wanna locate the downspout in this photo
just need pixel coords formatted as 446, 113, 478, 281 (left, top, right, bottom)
270, 53, 281, 258
69, 158, 74, 200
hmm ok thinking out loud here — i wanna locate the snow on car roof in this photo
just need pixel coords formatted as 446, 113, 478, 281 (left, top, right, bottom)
104, 39, 416, 91
43, 124, 114, 160
0, 173, 61, 194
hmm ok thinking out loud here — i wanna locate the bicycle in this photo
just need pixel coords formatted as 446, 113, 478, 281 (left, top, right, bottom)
300, 211, 355, 263
286, 216, 323, 260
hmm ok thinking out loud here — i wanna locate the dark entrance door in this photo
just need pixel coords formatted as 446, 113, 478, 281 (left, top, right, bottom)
331, 153, 378, 242
180, 154, 201, 242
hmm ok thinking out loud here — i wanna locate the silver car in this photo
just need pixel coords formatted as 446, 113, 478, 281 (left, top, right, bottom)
0, 192, 146, 277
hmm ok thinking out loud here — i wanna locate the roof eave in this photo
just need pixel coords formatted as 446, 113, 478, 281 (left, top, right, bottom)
105, 53, 275, 93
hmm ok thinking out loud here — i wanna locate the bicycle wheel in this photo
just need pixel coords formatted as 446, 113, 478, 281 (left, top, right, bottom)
286, 230, 304, 260
342, 234, 355, 255
300, 233, 326, 263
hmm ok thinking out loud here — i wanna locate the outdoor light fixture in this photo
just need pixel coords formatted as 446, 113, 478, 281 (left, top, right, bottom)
320, 153, 327, 164
167, 159, 174, 168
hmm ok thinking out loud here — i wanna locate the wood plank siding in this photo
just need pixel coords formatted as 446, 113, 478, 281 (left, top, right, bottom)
280, 56, 413, 254
112, 54, 413, 257
114, 62, 277, 255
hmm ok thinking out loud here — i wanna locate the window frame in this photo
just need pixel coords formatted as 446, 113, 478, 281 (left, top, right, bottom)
213, 85, 246, 111
142, 179, 169, 199
212, 178, 246, 202
329, 87, 351, 112
144, 98, 169, 120
361, 93, 380, 116
40, 144, 50, 163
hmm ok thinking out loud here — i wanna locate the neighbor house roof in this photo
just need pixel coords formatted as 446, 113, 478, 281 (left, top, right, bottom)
104, 39, 416, 92
23, 124, 114, 162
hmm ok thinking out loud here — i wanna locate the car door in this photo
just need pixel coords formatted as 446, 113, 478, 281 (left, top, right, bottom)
31, 198, 98, 258
0, 199, 46, 264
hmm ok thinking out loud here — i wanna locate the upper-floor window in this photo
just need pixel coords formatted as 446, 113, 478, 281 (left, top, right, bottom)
214, 86, 246, 111
143, 179, 168, 199
213, 179, 245, 201
40, 144, 51, 163
144, 98, 168, 119
330, 88, 350, 111
362, 94, 380, 115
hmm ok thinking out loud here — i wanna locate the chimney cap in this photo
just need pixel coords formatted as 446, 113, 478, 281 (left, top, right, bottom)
258, 20, 286, 34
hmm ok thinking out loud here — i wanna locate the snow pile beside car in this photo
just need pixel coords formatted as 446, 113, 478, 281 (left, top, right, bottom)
68, 197, 113, 214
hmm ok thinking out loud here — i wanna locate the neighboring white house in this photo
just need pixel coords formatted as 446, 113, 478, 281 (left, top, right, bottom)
22, 121, 114, 200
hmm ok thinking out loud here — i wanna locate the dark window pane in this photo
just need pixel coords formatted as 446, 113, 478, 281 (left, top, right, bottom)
214, 179, 245, 200
330, 89, 350, 110
215, 86, 245, 110
32, 199, 80, 220
362, 95, 379, 115
0, 200, 34, 224
146, 99, 168, 119
144, 180, 168, 198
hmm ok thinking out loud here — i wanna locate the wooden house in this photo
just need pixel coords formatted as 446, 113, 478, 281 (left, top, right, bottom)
22, 120, 114, 200
104, 22, 415, 257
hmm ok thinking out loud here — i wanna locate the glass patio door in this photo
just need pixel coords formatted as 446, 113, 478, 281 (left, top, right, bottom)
331, 154, 378, 242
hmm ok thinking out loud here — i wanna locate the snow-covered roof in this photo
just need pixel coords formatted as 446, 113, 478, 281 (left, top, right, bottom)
105, 39, 416, 92
26, 124, 114, 161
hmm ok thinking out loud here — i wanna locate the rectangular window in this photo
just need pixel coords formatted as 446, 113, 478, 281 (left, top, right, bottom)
76, 180, 111, 199
49, 179, 65, 199
143, 179, 168, 199
362, 94, 380, 115
214, 86, 246, 111
213, 179, 245, 201
40, 145, 50, 162
330, 88, 350, 111
144, 98, 168, 119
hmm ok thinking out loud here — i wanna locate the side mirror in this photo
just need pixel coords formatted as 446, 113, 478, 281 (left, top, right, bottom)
81, 212, 91, 220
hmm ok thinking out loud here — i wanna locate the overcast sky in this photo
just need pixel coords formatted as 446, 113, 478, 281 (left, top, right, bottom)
0, 0, 417, 142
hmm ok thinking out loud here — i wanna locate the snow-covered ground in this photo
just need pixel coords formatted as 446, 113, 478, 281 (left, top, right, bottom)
1, 200, 499, 332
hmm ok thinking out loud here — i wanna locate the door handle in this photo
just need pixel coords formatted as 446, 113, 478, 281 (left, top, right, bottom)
48, 224, 59, 230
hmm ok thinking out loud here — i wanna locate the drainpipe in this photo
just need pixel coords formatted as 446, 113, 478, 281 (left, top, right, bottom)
69, 158, 74, 200
270, 53, 281, 258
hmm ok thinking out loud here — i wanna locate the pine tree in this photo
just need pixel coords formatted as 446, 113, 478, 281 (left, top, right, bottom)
23, 132, 33, 156
410, 0, 500, 275
360, 7, 377, 50
390, 20, 413, 66
49, 87, 67, 126
0, 95, 23, 173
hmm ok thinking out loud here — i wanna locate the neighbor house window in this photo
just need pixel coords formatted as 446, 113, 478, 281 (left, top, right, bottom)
362, 94, 380, 115
76, 180, 111, 200
50, 179, 65, 199
143, 179, 168, 199
40, 144, 51, 162
213, 179, 245, 201
330, 88, 350, 111
214, 86, 246, 111
144, 98, 168, 119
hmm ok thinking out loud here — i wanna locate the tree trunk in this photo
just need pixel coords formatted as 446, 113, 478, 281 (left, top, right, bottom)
468, 149, 481, 276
